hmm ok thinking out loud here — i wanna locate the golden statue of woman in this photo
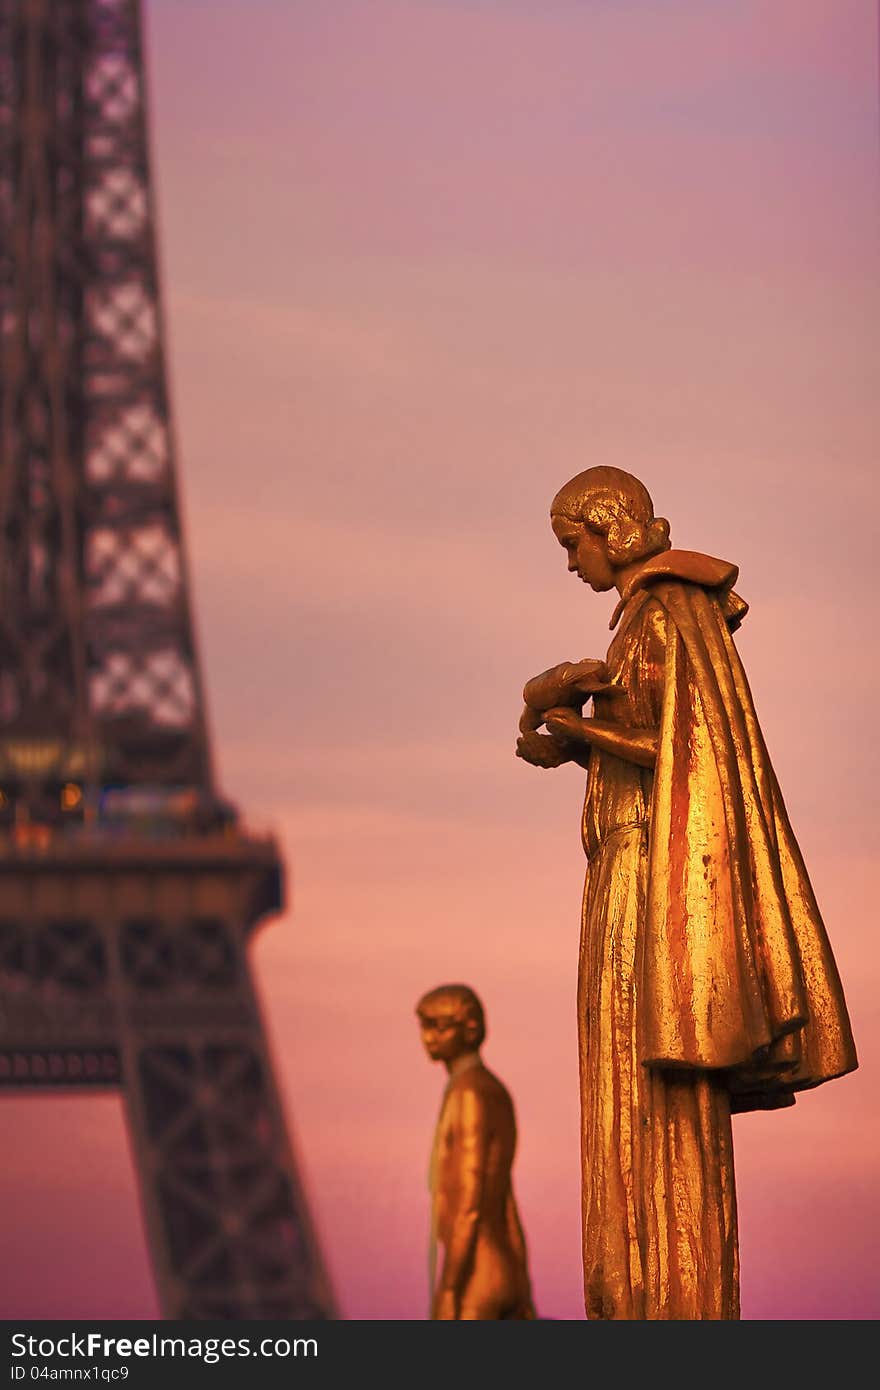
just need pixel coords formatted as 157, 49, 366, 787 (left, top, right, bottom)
516, 466, 857, 1320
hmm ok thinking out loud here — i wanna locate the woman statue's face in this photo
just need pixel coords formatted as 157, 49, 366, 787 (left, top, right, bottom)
551, 516, 616, 592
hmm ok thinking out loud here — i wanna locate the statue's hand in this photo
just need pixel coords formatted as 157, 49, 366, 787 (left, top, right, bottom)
544, 706, 590, 744
515, 731, 572, 769
522, 658, 611, 714
518, 703, 543, 736
567, 656, 612, 690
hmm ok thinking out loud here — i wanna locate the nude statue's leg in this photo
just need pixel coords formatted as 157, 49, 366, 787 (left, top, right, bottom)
458, 1255, 524, 1319
457, 1302, 496, 1320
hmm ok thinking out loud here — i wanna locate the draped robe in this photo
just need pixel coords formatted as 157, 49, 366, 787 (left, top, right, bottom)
579, 551, 857, 1319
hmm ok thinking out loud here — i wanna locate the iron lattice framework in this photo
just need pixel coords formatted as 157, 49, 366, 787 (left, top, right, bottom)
0, 0, 209, 792
0, 0, 335, 1319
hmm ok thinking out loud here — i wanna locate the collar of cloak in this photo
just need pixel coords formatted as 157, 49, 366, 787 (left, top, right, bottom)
609, 549, 749, 632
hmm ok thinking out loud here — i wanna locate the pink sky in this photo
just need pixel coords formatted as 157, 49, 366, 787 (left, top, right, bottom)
2, 0, 878, 1319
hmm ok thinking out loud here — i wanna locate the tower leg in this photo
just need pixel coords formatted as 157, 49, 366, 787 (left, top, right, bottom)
113, 896, 334, 1319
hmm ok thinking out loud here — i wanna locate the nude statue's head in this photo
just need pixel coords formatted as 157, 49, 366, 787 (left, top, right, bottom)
550, 466, 671, 592
416, 984, 486, 1065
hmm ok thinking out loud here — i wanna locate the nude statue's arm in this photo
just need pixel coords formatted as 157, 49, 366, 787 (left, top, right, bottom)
544, 707, 659, 770
434, 1087, 488, 1320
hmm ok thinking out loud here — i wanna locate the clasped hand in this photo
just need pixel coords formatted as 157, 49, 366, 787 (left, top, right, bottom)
515, 659, 615, 769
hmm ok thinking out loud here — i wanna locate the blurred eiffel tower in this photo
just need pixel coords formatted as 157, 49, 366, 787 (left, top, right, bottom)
0, 0, 335, 1319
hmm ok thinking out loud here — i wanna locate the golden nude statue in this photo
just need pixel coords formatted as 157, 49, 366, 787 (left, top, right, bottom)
416, 984, 535, 1320
516, 466, 857, 1320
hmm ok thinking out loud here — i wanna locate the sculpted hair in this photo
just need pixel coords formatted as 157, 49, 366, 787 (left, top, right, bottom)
551, 466, 671, 566
416, 984, 486, 1047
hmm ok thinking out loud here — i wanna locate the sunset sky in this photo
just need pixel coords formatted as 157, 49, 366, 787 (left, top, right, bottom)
3, 0, 878, 1320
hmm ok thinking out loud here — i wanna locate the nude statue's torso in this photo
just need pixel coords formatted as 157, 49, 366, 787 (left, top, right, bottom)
431, 1063, 531, 1319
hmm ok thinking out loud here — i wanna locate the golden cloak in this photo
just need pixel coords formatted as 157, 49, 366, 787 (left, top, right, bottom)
620, 552, 858, 1112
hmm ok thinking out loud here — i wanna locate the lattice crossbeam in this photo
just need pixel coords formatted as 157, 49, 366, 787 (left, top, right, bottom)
0, 0, 210, 791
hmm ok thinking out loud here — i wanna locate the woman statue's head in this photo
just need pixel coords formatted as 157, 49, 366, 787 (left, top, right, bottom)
550, 466, 671, 592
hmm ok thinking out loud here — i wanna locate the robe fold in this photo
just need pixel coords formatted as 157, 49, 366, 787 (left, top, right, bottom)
634, 558, 857, 1109
578, 549, 856, 1319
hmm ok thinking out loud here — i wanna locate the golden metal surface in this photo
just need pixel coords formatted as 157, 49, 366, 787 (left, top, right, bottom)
517, 466, 857, 1320
416, 985, 535, 1320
